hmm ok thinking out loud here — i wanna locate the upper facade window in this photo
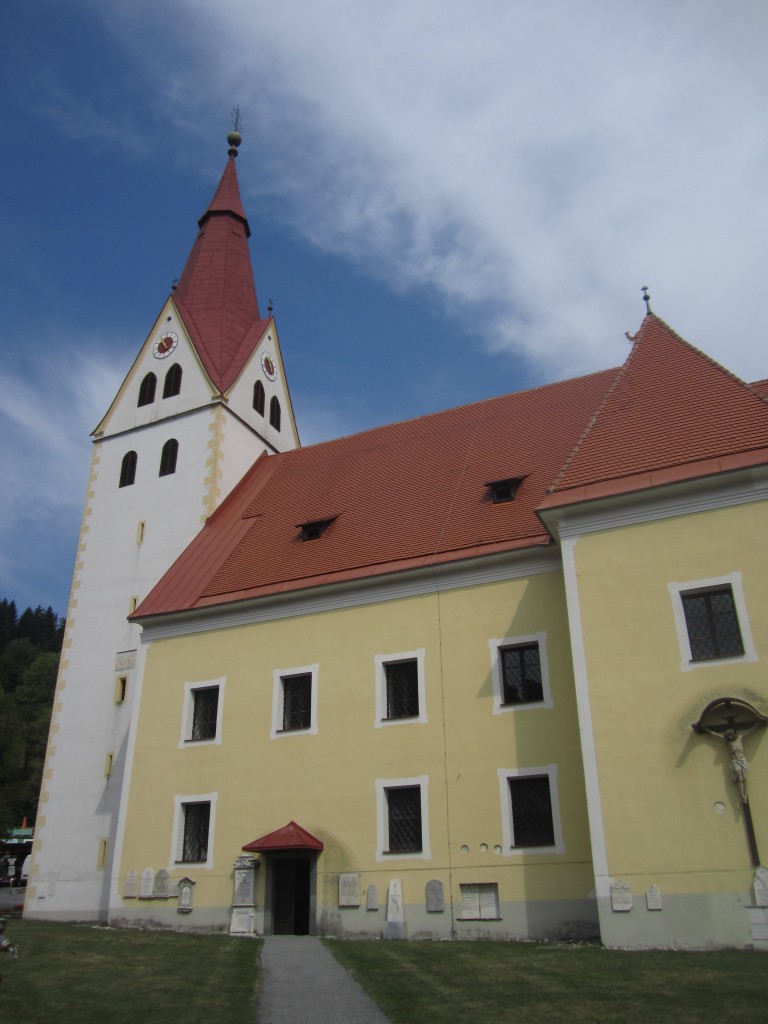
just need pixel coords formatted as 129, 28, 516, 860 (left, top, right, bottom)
271, 664, 319, 738
119, 451, 137, 488
375, 650, 426, 727
179, 678, 225, 747
269, 396, 281, 431
253, 380, 265, 416
668, 573, 756, 671
159, 439, 179, 477
163, 363, 182, 399
138, 372, 157, 407
489, 633, 552, 712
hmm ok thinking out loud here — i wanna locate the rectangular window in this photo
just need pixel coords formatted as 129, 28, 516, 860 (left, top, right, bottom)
499, 766, 563, 855
500, 643, 543, 705
181, 802, 211, 863
385, 660, 419, 719
681, 587, 744, 661
375, 650, 426, 727
114, 676, 128, 704
190, 687, 219, 741
386, 786, 423, 853
282, 674, 312, 731
271, 664, 318, 738
490, 633, 551, 712
104, 752, 114, 778
376, 775, 431, 861
460, 883, 500, 920
508, 775, 555, 847
668, 573, 755, 671
97, 838, 108, 871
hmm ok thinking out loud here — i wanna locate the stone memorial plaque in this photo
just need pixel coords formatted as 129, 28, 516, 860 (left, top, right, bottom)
169, 879, 180, 898
366, 884, 379, 911
177, 877, 195, 914
229, 907, 255, 935
139, 867, 154, 899
754, 868, 768, 908
645, 885, 662, 911
115, 650, 136, 671
384, 878, 405, 939
124, 870, 138, 898
610, 881, 633, 912
426, 879, 444, 913
234, 867, 255, 907
339, 872, 361, 907
153, 868, 170, 898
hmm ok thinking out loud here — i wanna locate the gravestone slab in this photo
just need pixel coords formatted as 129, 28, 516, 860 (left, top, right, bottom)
610, 881, 633, 912
229, 907, 255, 935
384, 878, 405, 939
153, 868, 170, 898
366, 884, 379, 911
233, 860, 255, 907
124, 871, 138, 898
339, 873, 361, 907
426, 879, 444, 913
645, 885, 662, 911
754, 868, 768, 907
139, 867, 154, 899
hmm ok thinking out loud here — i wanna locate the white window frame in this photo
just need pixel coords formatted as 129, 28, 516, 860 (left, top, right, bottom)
459, 882, 500, 920
489, 632, 552, 713
498, 765, 564, 856
374, 648, 427, 727
179, 677, 225, 748
375, 775, 431, 862
271, 663, 319, 738
667, 572, 756, 672
171, 792, 217, 870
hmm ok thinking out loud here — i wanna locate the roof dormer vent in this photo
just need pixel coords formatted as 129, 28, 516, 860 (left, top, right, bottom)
298, 517, 336, 542
487, 477, 524, 504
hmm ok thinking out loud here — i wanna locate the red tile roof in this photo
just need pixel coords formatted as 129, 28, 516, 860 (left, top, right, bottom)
541, 315, 768, 508
243, 821, 324, 852
134, 314, 768, 622
173, 151, 272, 393
134, 368, 618, 617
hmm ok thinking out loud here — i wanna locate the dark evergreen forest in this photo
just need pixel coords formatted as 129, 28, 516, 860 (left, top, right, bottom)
0, 598, 64, 836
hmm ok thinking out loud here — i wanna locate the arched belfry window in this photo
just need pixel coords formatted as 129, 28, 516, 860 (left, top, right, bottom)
159, 439, 179, 477
163, 363, 182, 399
253, 380, 265, 416
269, 396, 281, 431
119, 451, 137, 488
138, 372, 156, 407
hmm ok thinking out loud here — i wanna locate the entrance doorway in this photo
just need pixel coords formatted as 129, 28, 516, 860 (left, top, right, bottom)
272, 856, 311, 935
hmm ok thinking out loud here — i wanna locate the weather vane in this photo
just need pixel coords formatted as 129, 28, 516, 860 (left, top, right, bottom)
642, 285, 652, 314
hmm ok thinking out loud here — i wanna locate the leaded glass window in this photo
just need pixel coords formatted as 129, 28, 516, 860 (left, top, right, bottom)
182, 802, 210, 862
385, 660, 419, 719
387, 786, 422, 853
682, 587, 744, 660
500, 643, 543, 705
508, 775, 555, 847
190, 687, 219, 741
282, 674, 312, 731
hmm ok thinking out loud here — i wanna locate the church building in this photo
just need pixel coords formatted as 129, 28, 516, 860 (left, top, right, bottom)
27, 133, 768, 949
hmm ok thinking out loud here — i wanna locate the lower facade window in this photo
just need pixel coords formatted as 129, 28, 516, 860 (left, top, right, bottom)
459, 883, 500, 920
498, 766, 563, 854
159, 438, 179, 476
376, 775, 431, 861
181, 801, 210, 863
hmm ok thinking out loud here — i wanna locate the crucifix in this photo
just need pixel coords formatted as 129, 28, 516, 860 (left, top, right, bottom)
692, 698, 767, 867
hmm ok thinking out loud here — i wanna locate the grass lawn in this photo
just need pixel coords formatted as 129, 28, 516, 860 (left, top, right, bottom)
0, 921, 260, 1023
327, 939, 767, 1024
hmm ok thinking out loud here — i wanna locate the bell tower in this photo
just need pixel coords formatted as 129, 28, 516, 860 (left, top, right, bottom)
26, 134, 299, 920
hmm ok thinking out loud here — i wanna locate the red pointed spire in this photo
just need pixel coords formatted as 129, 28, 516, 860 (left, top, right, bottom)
173, 134, 271, 393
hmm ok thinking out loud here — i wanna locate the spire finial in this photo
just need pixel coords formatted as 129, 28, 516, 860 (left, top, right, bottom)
642, 285, 652, 315
227, 107, 242, 156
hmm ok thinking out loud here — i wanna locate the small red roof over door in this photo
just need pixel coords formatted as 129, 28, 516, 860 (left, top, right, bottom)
242, 820, 324, 852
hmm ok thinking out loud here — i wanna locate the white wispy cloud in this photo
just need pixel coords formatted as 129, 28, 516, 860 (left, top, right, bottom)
92, 0, 768, 381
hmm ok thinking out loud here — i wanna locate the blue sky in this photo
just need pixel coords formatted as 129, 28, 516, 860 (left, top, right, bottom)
1, 0, 767, 617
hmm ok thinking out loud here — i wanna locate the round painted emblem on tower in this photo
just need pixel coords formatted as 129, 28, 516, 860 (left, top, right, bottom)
261, 352, 277, 381
153, 332, 178, 359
